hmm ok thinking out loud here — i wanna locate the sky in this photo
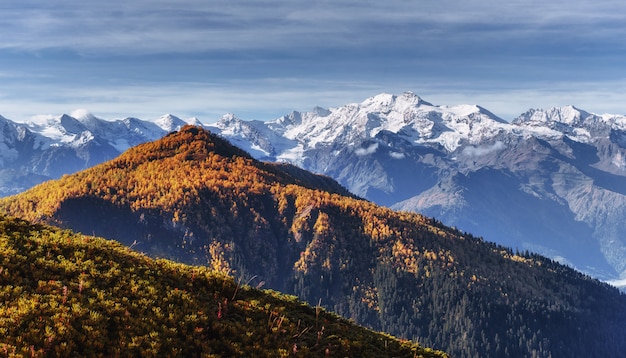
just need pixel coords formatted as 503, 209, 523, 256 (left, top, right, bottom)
2, 0, 626, 123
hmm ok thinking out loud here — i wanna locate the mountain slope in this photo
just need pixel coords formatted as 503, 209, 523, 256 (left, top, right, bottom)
0, 112, 198, 197
208, 93, 626, 283
0, 215, 442, 357
1, 126, 625, 357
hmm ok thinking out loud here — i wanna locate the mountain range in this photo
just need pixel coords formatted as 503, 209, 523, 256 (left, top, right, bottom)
204, 93, 626, 285
2, 92, 626, 288
2, 126, 625, 357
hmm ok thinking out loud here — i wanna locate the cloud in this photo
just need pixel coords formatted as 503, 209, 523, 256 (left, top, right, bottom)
462, 141, 506, 157
70, 109, 97, 121
421, 78, 626, 120
2, 0, 626, 124
389, 151, 405, 159
607, 278, 626, 290
355, 143, 379, 156
5, 76, 626, 126
2, 0, 625, 57
0, 77, 382, 123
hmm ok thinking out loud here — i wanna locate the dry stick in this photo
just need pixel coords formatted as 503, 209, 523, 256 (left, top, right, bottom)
232, 275, 257, 300
315, 298, 322, 328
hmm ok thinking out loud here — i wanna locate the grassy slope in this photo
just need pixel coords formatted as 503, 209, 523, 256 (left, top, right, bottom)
0, 215, 446, 357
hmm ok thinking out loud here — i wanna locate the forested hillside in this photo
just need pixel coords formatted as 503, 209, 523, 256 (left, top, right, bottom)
2, 126, 625, 357
0, 215, 443, 357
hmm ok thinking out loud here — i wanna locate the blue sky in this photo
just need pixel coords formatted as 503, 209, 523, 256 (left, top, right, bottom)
2, 0, 626, 122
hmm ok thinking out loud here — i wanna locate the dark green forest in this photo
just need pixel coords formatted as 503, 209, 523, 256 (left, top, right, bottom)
2, 126, 625, 357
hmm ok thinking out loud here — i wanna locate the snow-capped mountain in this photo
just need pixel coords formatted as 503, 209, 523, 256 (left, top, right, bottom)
206, 92, 626, 285
3, 93, 626, 286
0, 111, 199, 196
206, 92, 514, 203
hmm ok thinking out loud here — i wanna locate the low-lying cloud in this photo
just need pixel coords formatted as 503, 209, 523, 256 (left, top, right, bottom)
462, 141, 506, 157
355, 143, 379, 156
389, 151, 405, 159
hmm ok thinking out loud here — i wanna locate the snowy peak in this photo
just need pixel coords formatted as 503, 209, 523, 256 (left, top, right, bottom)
214, 114, 260, 137
69, 109, 101, 128
312, 106, 331, 117
513, 106, 626, 141
512, 105, 626, 129
154, 114, 188, 132
153, 113, 203, 132
514, 106, 590, 127
187, 117, 203, 126
210, 113, 298, 159
253, 92, 510, 153
360, 92, 431, 112
59, 114, 89, 135
215, 113, 240, 128
19, 113, 94, 145
272, 111, 303, 129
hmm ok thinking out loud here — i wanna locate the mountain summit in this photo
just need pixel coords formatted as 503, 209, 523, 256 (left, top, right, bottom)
210, 92, 507, 160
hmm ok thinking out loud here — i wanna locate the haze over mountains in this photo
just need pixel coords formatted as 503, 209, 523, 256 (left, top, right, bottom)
2, 92, 626, 287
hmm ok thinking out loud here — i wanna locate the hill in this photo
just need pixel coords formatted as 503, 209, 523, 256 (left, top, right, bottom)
0, 215, 443, 357
2, 125, 626, 357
